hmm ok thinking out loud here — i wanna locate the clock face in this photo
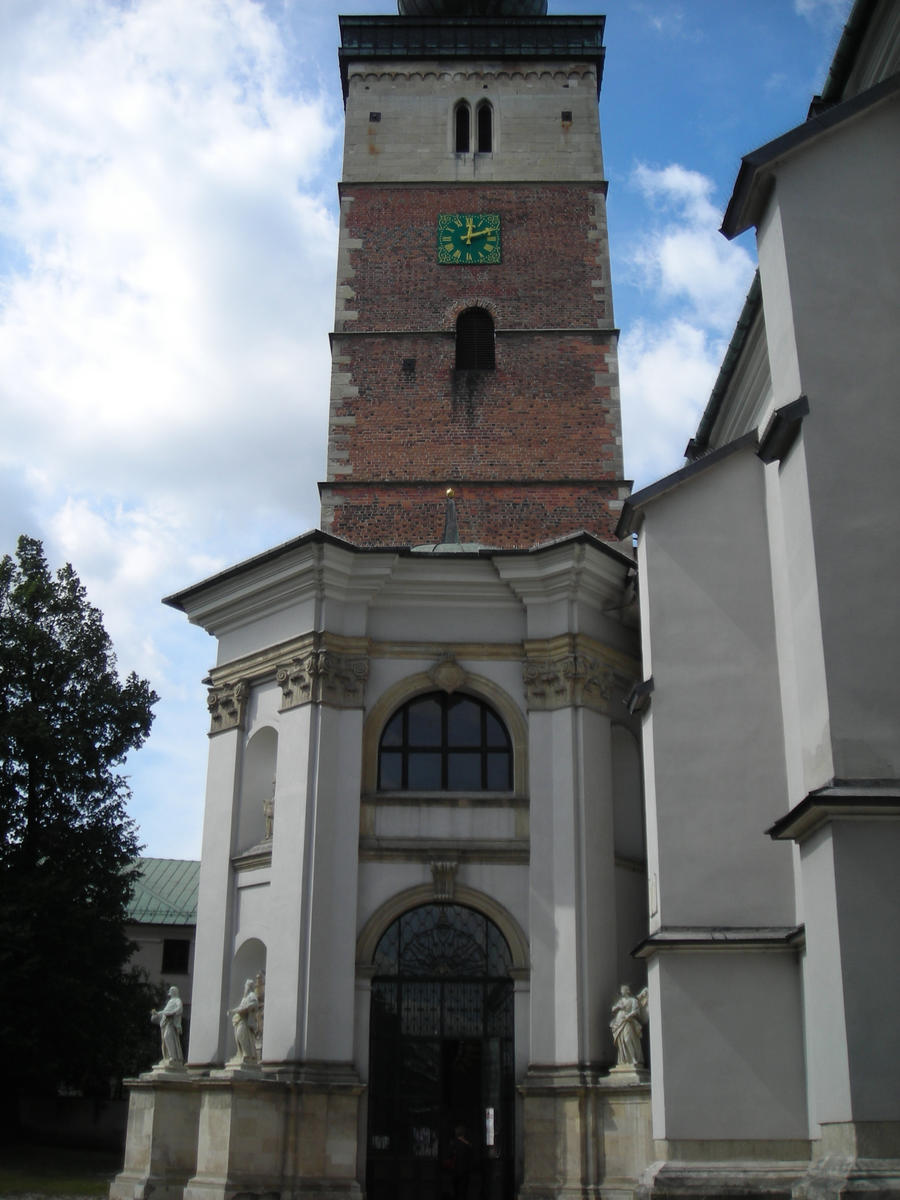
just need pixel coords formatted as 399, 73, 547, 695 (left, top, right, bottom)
437, 213, 501, 264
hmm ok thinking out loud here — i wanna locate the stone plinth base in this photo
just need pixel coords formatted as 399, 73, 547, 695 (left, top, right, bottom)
795, 1121, 900, 1199
637, 1125, 900, 1198
109, 1062, 363, 1200
519, 1064, 652, 1200
183, 1064, 363, 1200
638, 1140, 809, 1199
109, 1074, 202, 1200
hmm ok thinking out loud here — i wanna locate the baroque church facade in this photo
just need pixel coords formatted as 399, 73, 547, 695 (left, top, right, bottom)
111, 1, 900, 1198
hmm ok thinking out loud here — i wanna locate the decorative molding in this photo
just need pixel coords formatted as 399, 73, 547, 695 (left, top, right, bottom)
431, 859, 459, 901
523, 635, 637, 714
360, 838, 529, 865
207, 630, 370, 692
348, 65, 596, 90
207, 680, 249, 735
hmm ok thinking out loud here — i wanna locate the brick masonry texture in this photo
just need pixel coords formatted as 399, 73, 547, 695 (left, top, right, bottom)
321, 482, 626, 549
323, 181, 625, 549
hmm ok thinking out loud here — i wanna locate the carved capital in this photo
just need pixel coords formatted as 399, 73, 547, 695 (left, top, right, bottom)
523, 636, 637, 715
207, 680, 249, 735
278, 641, 369, 710
523, 654, 616, 711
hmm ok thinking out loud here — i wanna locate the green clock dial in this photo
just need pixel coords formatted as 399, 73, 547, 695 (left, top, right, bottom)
437, 213, 501, 264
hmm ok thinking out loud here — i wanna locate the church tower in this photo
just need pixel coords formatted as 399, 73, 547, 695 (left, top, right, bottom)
320, 0, 627, 548
112, 6, 649, 1200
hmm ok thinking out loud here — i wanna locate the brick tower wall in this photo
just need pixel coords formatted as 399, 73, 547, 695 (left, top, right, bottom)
320, 35, 627, 549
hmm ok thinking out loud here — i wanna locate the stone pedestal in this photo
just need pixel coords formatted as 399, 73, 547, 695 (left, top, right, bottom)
519, 1065, 652, 1200
794, 1120, 900, 1199
108, 1074, 202, 1200
637, 1141, 810, 1199
181, 1064, 363, 1200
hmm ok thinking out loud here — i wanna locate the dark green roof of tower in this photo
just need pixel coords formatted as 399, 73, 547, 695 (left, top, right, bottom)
398, 0, 547, 14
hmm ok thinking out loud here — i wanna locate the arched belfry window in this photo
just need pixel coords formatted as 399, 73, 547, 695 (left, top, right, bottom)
476, 101, 493, 153
455, 307, 495, 370
378, 691, 512, 791
454, 102, 471, 153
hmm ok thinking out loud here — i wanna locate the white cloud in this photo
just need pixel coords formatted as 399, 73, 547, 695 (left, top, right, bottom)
625, 162, 755, 333
794, 0, 850, 22
0, 0, 343, 856
620, 318, 725, 490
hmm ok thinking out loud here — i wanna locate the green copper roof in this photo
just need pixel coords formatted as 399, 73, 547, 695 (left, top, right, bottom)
128, 857, 200, 926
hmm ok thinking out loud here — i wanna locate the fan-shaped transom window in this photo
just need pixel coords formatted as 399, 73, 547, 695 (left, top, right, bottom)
455, 307, 495, 370
378, 691, 512, 791
373, 903, 513, 979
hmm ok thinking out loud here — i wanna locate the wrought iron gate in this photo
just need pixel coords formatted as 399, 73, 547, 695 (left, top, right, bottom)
366, 904, 515, 1200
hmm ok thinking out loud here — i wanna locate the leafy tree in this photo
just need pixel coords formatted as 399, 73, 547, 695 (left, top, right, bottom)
0, 535, 158, 1124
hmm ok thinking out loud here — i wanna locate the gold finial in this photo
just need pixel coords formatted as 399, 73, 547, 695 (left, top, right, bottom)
446, 487, 455, 499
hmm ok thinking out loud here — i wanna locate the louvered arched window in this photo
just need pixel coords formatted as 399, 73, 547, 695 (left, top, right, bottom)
455, 102, 471, 153
476, 101, 493, 153
456, 307, 495, 370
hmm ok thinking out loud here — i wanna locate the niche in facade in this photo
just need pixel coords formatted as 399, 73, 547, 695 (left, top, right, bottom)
236, 726, 277, 852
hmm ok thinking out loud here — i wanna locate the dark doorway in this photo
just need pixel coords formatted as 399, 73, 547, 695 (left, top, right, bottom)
366, 904, 515, 1200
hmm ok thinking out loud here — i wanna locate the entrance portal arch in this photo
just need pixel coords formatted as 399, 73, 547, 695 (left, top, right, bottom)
365, 902, 516, 1200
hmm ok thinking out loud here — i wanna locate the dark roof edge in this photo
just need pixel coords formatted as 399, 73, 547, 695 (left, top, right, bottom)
722, 73, 900, 239
817, 0, 880, 107
615, 431, 759, 539
686, 271, 762, 461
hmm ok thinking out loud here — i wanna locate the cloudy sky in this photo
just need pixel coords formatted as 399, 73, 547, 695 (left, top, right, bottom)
0, 0, 851, 858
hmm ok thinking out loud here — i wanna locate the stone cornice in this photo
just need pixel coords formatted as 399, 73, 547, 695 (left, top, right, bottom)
523, 633, 638, 714
632, 926, 804, 959
766, 785, 900, 841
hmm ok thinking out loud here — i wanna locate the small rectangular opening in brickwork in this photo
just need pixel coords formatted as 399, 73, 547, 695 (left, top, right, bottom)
369, 111, 381, 122
561, 110, 573, 123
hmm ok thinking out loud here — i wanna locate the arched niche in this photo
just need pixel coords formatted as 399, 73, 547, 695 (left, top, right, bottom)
611, 722, 645, 862
229, 936, 267, 1060
362, 669, 528, 795
237, 725, 277, 852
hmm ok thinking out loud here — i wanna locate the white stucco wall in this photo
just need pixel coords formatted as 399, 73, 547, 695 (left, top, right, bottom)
638, 447, 795, 927
758, 92, 900, 784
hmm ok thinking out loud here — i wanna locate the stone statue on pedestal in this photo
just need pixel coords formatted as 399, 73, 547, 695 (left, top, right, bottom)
229, 978, 259, 1063
150, 985, 184, 1066
610, 984, 649, 1067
